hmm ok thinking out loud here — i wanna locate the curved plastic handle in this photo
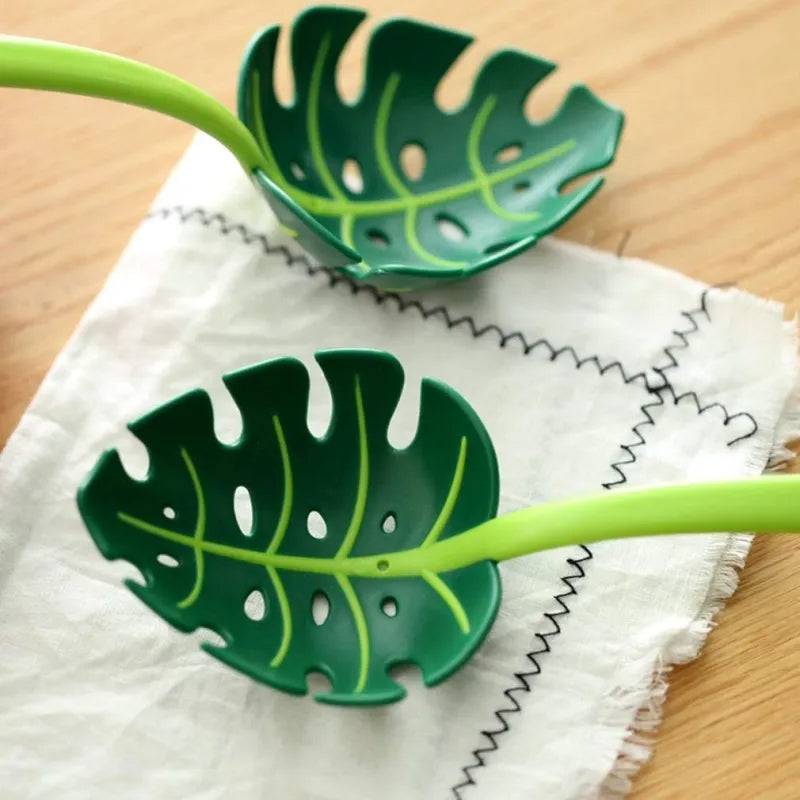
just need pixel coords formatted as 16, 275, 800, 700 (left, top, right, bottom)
362, 474, 800, 577
0, 35, 269, 174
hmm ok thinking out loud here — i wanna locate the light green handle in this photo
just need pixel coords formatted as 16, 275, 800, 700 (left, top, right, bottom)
0, 35, 269, 174
353, 474, 800, 578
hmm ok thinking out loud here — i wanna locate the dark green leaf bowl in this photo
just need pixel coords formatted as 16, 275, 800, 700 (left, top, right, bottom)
75, 349, 800, 704
238, 5, 625, 291
77, 350, 501, 704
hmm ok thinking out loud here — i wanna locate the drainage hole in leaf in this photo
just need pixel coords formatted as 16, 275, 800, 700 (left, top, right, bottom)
306, 669, 333, 694
377, 559, 389, 572
234, 485, 254, 536
400, 143, 426, 181
514, 180, 531, 193
311, 591, 330, 625
290, 161, 305, 181
203, 630, 226, 649
244, 589, 266, 621
367, 229, 389, 248
389, 661, 422, 687
381, 597, 398, 617
342, 158, 364, 193
558, 171, 600, 196
162, 506, 176, 520
381, 512, 396, 533
307, 510, 327, 539
496, 143, 522, 163
157, 553, 178, 568
435, 214, 468, 242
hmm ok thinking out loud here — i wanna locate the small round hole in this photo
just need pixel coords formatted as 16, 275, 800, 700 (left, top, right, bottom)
514, 180, 530, 193
436, 214, 468, 243
381, 597, 398, 617
381, 513, 396, 534
496, 143, 522, 164
377, 559, 389, 572
311, 591, 330, 625
307, 510, 327, 539
367, 229, 389, 248
400, 143, 426, 181
244, 589, 266, 621
163, 507, 176, 520
233, 485, 254, 537
157, 553, 178, 568
342, 158, 364, 193
290, 161, 305, 180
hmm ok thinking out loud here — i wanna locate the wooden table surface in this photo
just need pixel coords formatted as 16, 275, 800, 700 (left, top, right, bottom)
2, 1, 799, 796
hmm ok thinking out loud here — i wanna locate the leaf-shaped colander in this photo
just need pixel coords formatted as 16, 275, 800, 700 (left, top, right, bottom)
78, 350, 800, 705
0, 5, 624, 291
237, 6, 624, 289
79, 350, 501, 705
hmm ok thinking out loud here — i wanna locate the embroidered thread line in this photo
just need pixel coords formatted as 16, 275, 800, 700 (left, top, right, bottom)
142, 205, 759, 797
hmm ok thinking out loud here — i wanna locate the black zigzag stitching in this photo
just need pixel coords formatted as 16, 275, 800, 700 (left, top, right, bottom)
144, 207, 755, 446
143, 206, 760, 798
601, 394, 666, 490
449, 546, 593, 800
652, 289, 711, 384
449, 300, 707, 797
449, 289, 746, 798
603, 290, 758, 491
145, 206, 317, 271
603, 290, 715, 491
648, 289, 758, 446
662, 384, 758, 447
145, 206, 657, 384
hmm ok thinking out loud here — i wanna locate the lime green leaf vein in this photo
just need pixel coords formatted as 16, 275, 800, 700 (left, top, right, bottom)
267, 415, 292, 667
422, 570, 469, 634
267, 415, 292, 556
336, 573, 369, 692
249, 71, 578, 219
374, 74, 466, 269
468, 96, 545, 222
306, 34, 345, 202
267, 565, 291, 668
115, 387, 475, 686
419, 436, 470, 632
176, 447, 205, 609
331, 376, 370, 691
117, 500, 467, 580
118, 417, 295, 667
422, 436, 467, 548
335, 376, 368, 560
340, 214, 355, 250
373, 73, 408, 199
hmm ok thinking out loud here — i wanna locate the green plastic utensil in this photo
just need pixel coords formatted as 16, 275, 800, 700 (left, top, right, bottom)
0, 5, 623, 290
77, 349, 800, 705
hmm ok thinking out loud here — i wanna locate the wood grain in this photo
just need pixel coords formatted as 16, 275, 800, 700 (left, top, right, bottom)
2, 1, 799, 796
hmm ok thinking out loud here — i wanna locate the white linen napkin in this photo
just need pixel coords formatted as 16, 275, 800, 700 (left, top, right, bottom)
1, 133, 798, 800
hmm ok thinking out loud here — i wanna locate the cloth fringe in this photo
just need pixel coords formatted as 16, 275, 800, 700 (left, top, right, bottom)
597, 340, 800, 799
598, 532, 753, 798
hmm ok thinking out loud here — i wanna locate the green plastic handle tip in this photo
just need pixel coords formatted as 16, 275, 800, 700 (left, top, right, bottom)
0, 8, 625, 289
74, 350, 800, 704
342, 474, 800, 578
0, 35, 269, 174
